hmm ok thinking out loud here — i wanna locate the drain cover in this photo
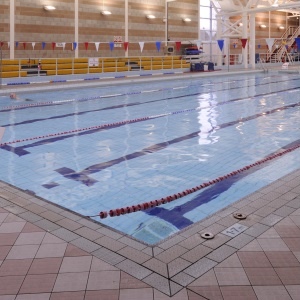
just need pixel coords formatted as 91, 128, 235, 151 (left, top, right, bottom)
200, 232, 215, 239
233, 212, 247, 220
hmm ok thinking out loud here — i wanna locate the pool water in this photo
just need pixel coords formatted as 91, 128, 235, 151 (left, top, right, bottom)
0, 73, 300, 244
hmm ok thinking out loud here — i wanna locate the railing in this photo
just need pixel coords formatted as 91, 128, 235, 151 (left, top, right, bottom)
0, 56, 193, 79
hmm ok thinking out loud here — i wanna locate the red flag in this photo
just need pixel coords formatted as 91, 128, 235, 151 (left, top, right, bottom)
123, 42, 129, 51
84, 42, 89, 50
23, 42, 26, 50
52, 42, 56, 50
241, 38, 248, 49
0, 42, 3, 47
175, 41, 181, 52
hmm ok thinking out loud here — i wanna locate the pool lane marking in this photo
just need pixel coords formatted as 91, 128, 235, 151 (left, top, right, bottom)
96, 138, 300, 220
0, 74, 295, 112
53, 100, 300, 187
0, 79, 299, 132
1, 89, 300, 153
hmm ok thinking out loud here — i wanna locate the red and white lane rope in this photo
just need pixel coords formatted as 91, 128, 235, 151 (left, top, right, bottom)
0, 107, 197, 147
95, 143, 300, 219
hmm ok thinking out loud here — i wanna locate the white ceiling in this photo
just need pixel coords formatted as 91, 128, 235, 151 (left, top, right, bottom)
211, 0, 300, 16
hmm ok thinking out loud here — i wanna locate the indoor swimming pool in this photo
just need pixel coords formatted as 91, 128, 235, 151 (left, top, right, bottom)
0, 73, 300, 244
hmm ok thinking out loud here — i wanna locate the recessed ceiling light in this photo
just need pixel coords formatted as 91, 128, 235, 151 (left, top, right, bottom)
183, 18, 191, 22
44, 5, 56, 11
147, 14, 156, 19
101, 10, 111, 15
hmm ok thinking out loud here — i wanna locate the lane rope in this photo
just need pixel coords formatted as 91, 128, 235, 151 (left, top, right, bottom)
95, 142, 300, 219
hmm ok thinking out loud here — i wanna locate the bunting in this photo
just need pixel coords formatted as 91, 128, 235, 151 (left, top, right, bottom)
139, 42, 144, 53
109, 41, 114, 51
31, 42, 36, 50
123, 42, 129, 51
73, 42, 77, 50
155, 41, 161, 52
23, 42, 26, 50
240, 38, 247, 49
95, 42, 100, 51
217, 40, 224, 51
84, 42, 89, 50
52, 42, 56, 51
265, 38, 275, 50
175, 41, 181, 52
42, 42, 46, 49
295, 37, 300, 50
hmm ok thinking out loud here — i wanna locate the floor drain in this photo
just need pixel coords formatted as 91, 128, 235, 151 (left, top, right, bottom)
233, 212, 247, 220
200, 232, 215, 239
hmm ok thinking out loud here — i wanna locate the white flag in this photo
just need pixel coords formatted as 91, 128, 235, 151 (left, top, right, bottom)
7, 42, 10, 48
266, 38, 275, 50
62, 43, 66, 50
196, 40, 202, 49
32, 42, 36, 50
139, 42, 144, 53
95, 42, 100, 51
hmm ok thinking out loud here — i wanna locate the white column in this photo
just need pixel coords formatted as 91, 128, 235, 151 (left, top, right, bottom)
216, 15, 222, 66
165, 0, 168, 46
75, 0, 79, 58
242, 13, 248, 68
249, 13, 256, 69
198, 0, 200, 41
10, 0, 15, 59
125, 0, 128, 57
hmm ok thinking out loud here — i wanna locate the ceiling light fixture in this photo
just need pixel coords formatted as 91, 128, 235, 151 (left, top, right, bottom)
101, 10, 111, 15
260, 24, 267, 28
44, 5, 56, 11
183, 17, 191, 22
278, 26, 285, 29
147, 14, 156, 19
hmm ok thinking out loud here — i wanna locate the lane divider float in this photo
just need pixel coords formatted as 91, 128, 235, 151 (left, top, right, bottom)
96, 142, 300, 219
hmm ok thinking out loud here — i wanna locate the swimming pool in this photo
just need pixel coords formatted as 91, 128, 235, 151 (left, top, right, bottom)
0, 72, 300, 244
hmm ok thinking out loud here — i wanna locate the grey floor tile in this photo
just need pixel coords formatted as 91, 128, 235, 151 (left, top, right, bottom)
116, 259, 152, 280
226, 233, 254, 249
184, 257, 217, 278
71, 237, 102, 253
206, 244, 237, 262
143, 273, 171, 295
51, 228, 80, 242
92, 247, 125, 265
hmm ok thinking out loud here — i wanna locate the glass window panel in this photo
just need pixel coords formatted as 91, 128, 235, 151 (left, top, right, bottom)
200, 6, 210, 18
200, 0, 211, 7
200, 18, 211, 30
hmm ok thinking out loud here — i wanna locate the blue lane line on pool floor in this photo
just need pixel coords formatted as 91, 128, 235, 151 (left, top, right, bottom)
145, 138, 300, 229
53, 100, 300, 186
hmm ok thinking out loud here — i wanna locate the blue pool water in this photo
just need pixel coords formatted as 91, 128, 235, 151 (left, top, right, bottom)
0, 73, 300, 244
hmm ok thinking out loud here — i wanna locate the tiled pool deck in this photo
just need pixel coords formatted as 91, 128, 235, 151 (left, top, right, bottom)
0, 69, 300, 299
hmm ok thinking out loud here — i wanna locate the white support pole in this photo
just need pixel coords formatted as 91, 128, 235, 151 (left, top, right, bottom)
198, 0, 200, 42
242, 13, 248, 68
10, 0, 15, 59
165, 0, 168, 46
249, 13, 256, 69
125, 0, 128, 57
216, 15, 222, 66
75, 0, 79, 58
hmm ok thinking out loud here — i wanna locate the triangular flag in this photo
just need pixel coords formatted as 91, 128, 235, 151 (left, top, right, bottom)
139, 42, 144, 53
258, 44, 261, 49
23, 42, 26, 50
196, 40, 201, 50
52, 42, 56, 50
15, 41, 19, 48
175, 41, 181, 52
95, 42, 100, 51
295, 37, 300, 50
32, 42, 36, 50
241, 38, 247, 49
124, 42, 129, 51
7, 42, 10, 48
266, 38, 275, 50
0, 42, 3, 47
109, 41, 114, 51
73, 42, 77, 50
217, 40, 224, 51
84, 42, 89, 50
285, 44, 289, 50
42, 42, 46, 49
156, 41, 161, 52
62, 42, 66, 50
